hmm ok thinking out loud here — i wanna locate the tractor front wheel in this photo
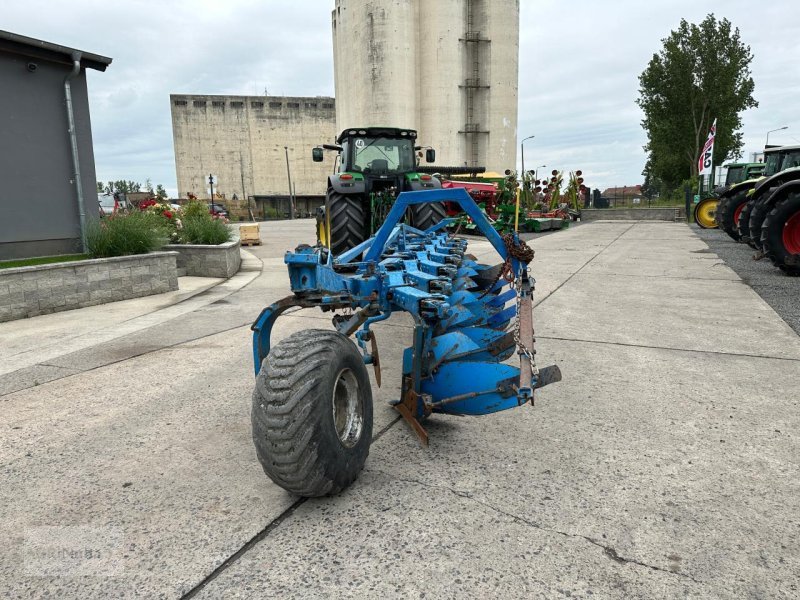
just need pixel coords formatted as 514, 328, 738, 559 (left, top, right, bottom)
747, 194, 775, 250
251, 329, 374, 497
693, 197, 718, 229
716, 192, 748, 241
737, 199, 756, 243
410, 201, 448, 231
761, 194, 800, 276
328, 189, 367, 256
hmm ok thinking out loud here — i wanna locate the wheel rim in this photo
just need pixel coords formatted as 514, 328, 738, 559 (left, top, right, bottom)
733, 202, 745, 228
332, 368, 363, 448
696, 199, 718, 228
783, 211, 800, 255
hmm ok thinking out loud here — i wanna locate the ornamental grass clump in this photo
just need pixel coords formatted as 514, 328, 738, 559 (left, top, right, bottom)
179, 214, 232, 245
86, 211, 169, 258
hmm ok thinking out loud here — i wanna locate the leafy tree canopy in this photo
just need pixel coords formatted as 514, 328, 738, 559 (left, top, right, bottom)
637, 14, 757, 189
97, 180, 168, 199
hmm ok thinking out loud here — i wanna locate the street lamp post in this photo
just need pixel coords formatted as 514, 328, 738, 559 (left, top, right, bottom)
520, 135, 535, 207
284, 146, 295, 219
766, 126, 788, 146
208, 174, 214, 207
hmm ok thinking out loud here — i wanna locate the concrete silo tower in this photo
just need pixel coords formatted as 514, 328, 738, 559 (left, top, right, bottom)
331, 0, 519, 173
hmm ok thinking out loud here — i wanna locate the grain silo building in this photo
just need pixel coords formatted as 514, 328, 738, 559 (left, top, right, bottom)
331, 0, 519, 173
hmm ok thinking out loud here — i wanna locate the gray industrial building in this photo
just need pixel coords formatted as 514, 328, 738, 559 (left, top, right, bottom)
170, 95, 337, 217
0, 30, 111, 260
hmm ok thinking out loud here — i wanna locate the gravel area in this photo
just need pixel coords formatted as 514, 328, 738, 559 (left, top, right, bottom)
694, 224, 800, 335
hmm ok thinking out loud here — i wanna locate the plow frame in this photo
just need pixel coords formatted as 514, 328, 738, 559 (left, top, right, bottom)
251, 188, 559, 441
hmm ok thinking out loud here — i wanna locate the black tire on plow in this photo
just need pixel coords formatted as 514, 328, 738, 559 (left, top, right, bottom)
251, 329, 374, 497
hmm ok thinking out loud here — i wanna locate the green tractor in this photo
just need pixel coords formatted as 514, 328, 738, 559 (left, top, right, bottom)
694, 161, 765, 230
715, 145, 800, 247
312, 127, 446, 255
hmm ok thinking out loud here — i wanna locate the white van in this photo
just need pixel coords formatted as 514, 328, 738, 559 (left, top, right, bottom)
98, 193, 130, 216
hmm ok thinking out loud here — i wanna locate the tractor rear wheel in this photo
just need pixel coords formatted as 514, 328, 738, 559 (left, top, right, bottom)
716, 192, 748, 241
410, 201, 448, 231
252, 329, 373, 497
693, 197, 718, 229
328, 189, 367, 256
761, 194, 800, 276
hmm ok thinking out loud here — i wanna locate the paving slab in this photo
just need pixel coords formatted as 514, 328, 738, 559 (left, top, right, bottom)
1, 219, 798, 599
198, 336, 799, 599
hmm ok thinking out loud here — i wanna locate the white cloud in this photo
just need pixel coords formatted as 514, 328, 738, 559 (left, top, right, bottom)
3, 0, 796, 194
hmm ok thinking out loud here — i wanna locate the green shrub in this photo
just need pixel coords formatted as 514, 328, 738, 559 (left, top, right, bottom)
182, 199, 210, 219
179, 215, 232, 245
86, 211, 168, 258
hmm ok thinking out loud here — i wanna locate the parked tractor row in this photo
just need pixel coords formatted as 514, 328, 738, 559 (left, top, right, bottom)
712, 145, 800, 275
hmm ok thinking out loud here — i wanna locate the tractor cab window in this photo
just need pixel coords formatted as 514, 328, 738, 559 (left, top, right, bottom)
780, 150, 800, 171
348, 137, 415, 174
725, 166, 744, 185
764, 152, 782, 176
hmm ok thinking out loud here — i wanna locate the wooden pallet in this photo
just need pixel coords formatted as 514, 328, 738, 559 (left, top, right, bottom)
240, 239, 262, 247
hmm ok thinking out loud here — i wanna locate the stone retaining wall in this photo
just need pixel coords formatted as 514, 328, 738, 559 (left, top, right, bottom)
163, 241, 241, 278
581, 207, 685, 221
0, 252, 178, 322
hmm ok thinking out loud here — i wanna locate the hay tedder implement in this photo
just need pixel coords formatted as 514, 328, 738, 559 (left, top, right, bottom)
250, 188, 562, 496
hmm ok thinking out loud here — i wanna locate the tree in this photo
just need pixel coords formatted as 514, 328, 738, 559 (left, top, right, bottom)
641, 160, 661, 200
155, 184, 168, 200
637, 14, 757, 189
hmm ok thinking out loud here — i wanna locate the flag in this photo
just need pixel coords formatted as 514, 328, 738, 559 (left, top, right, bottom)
698, 118, 717, 176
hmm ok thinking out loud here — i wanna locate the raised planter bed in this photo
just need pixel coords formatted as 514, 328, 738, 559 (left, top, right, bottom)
0, 252, 178, 323
163, 240, 241, 278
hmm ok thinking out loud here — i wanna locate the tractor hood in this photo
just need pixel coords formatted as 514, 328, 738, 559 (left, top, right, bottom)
720, 177, 761, 198
754, 166, 800, 193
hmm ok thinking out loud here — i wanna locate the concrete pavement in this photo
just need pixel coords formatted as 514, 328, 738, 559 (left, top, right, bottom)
1, 219, 798, 599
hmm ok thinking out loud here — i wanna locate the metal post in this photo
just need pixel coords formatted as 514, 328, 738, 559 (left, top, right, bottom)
520, 142, 525, 208
240, 154, 254, 221
208, 174, 214, 206
520, 135, 534, 209
684, 184, 692, 223
284, 146, 295, 219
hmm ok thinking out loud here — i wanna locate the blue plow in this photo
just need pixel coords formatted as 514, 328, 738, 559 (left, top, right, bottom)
250, 188, 561, 445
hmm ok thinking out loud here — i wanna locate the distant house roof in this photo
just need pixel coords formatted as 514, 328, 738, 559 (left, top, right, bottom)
0, 30, 112, 71
601, 185, 642, 198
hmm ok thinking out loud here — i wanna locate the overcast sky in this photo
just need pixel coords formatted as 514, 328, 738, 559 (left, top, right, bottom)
4, 0, 798, 195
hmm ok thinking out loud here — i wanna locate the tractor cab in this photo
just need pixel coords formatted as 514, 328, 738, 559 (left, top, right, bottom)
763, 144, 800, 177
714, 162, 766, 196
340, 128, 420, 176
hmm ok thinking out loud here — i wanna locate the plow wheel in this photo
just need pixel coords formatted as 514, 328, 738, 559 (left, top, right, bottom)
716, 192, 748, 241
252, 329, 373, 497
328, 189, 367, 256
693, 197, 719, 229
761, 194, 800, 276
410, 201, 448, 231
